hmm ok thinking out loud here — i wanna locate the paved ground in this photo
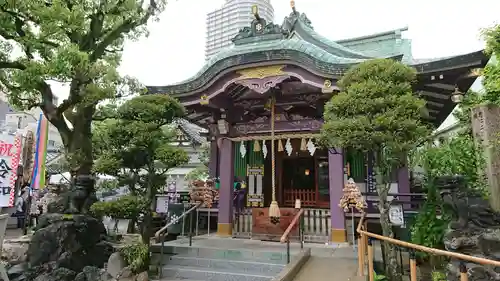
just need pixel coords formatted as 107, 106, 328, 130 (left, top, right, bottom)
5, 228, 24, 239
292, 256, 360, 281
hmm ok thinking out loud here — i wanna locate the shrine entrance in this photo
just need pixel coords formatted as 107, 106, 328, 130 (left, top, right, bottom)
274, 139, 330, 208
282, 157, 316, 205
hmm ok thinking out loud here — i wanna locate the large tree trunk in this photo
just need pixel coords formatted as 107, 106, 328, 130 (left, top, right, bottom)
140, 166, 156, 245
375, 161, 402, 281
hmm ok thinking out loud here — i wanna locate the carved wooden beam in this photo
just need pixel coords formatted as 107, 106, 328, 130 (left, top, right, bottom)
231, 118, 323, 136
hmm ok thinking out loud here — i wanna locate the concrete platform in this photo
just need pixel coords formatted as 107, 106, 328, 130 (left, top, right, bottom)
152, 235, 359, 281
153, 235, 352, 257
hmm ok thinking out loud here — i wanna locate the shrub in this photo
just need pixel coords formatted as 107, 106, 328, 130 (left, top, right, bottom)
90, 195, 147, 219
119, 242, 150, 273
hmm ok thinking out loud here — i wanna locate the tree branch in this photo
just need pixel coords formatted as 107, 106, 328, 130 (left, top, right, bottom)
0, 61, 26, 70
90, 0, 158, 61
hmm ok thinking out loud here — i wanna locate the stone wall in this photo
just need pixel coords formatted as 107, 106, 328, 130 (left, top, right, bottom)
471, 104, 500, 211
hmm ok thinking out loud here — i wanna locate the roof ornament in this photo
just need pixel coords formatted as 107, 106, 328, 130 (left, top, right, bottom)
290, 0, 297, 14
251, 4, 260, 20
232, 5, 287, 45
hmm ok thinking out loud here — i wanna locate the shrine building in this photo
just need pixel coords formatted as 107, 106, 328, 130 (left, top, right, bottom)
147, 3, 488, 242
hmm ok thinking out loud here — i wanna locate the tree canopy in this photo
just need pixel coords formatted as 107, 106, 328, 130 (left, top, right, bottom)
0, 0, 166, 175
93, 94, 189, 243
321, 58, 430, 157
321, 59, 430, 281
482, 24, 500, 104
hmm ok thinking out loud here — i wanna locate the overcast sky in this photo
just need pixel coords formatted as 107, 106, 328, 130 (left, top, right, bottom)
51, 0, 499, 128
117, 0, 499, 86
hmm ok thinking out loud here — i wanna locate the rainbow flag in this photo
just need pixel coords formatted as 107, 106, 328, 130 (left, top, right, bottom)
31, 113, 49, 190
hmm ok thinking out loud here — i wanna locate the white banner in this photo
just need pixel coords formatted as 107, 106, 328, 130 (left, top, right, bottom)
0, 134, 22, 207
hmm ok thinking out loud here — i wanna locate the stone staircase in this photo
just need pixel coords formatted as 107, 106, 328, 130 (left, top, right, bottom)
150, 241, 292, 281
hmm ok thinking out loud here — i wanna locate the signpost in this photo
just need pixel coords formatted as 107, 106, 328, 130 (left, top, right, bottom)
0, 134, 22, 207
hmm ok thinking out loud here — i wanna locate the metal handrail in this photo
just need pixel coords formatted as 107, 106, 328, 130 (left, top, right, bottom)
157, 201, 202, 278
356, 212, 500, 267
279, 208, 305, 264
154, 202, 202, 240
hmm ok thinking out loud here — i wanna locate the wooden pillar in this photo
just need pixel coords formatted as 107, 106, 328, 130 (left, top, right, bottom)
217, 138, 234, 237
328, 148, 347, 242
208, 137, 218, 178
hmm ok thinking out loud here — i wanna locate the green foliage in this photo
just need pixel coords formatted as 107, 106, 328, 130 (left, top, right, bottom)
185, 143, 210, 181
93, 94, 189, 243
411, 134, 487, 194
431, 270, 447, 281
481, 24, 500, 105
90, 195, 146, 219
97, 179, 119, 191
452, 90, 484, 129
374, 272, 388, 281
410, 133, 487, 257
0, 0, 166, 174
322, 59, 429, 281
410, 192, 450, 252
119, 242, 150, 274
185, 166, 209, 182
321, 59, 429, 159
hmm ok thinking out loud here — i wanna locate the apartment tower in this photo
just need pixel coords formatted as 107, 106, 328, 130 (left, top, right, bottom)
205, 0, 274, 60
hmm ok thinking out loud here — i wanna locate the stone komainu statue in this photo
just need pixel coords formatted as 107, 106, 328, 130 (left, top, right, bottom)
47, 175, 97, 214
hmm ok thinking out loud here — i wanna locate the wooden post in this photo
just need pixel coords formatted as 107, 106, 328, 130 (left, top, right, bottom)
460, 261, 468, 281
357, 233, 364, 276
409, 249, 417, 281
363, 220, 368, 255
368, 238, 374, 281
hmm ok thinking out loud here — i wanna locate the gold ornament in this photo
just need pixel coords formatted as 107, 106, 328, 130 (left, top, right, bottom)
237, 65, 286, 80
200, 94, 209, 105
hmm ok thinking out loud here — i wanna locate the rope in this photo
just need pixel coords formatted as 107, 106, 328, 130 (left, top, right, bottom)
271, 97, 276, 202
229, 133, 320, 142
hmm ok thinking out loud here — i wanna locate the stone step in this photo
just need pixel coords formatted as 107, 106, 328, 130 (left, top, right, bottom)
151, 245, 290, 264
165, 255, 285, 275
160, 265, 273, 281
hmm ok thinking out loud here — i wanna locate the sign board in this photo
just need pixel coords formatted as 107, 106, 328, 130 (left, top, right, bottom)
155, 195, 169, 214
0, 134, 22, 207
389, 204, 405, 226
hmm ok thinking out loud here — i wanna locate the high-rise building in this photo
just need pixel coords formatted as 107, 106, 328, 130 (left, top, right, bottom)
205, 0, 274, 60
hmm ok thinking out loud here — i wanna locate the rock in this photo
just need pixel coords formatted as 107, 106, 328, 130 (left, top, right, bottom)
25, 213, 113, 280
2, 235, 31, 264
33, 267, 76, 281
135, 271, 148, 281
119, 266, 133, 278
8, 263, 28, 280
439, 176, 500, 281
107, 252, 126, 278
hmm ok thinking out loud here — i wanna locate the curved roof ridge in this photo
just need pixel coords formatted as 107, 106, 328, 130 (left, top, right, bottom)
292, 17, 379, 59
336, 27, 409, 44
149, 37, 370, 89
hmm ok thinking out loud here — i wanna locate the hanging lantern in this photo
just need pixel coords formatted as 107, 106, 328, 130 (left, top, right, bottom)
451, 87, 464, 104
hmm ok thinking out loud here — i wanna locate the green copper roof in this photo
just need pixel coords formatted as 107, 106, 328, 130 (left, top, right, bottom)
173, 37, 369, 87
289, 15, 376, 59
147, 10, 415, 94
